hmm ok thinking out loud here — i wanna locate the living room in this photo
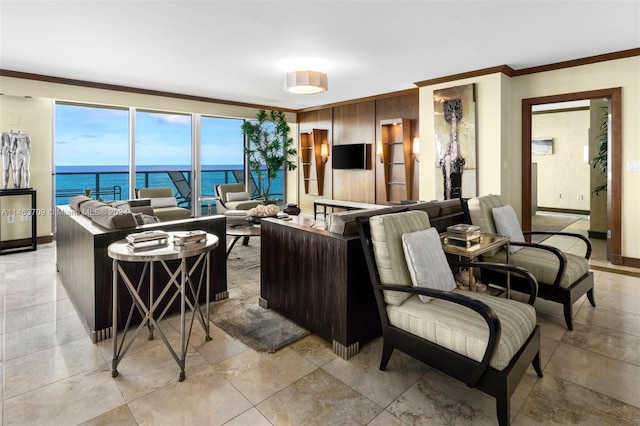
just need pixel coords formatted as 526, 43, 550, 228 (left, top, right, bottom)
1, 1, 640, 424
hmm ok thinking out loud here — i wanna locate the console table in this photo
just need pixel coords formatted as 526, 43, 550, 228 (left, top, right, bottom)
313, 198, 385, 220
0, 188, 37, 255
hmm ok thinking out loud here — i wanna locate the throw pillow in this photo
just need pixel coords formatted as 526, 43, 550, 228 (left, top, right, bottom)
150, 196, 177, 208
402, 227, 457, 302
111, 201, 131, 213
226, 191, 250, 202
492, 205, 525, 253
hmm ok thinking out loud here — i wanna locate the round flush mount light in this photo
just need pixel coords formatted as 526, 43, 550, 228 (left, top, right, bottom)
283, 70, 328, 94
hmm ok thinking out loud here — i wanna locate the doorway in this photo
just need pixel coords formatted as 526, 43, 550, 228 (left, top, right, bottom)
521, 87, 622, 263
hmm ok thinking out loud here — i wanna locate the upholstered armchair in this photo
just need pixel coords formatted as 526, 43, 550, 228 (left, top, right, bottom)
214, 183, 263, 214
357, 210, 542, 426
136, 186, 191, 222
465, 194, 595, 330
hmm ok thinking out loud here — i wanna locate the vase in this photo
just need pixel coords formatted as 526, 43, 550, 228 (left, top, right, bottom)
283, 203, 301, 216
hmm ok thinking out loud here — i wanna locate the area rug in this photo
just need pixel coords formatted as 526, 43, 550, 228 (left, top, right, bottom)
531, 214, 579, 243
210, 237, 310, 353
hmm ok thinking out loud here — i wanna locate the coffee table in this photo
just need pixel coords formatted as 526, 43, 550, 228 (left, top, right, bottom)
226, 223, 261, 258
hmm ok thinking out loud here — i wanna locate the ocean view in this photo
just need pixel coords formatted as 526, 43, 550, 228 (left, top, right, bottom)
55, 165, 283, 207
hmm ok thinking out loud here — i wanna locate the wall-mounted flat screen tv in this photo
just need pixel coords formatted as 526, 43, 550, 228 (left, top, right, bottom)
332, 143, 371, 170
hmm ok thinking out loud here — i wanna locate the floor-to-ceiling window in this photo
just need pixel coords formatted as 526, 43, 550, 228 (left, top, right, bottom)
54, 103, 130, 205
200, 116, 246, 213
134, 110, 192, 208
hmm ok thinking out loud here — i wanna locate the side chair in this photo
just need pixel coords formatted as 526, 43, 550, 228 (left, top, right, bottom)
465, 194, 595, 330
356, 210, 542, 425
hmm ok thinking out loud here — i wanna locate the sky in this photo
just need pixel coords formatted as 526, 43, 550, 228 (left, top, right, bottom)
55, 104, 245, 167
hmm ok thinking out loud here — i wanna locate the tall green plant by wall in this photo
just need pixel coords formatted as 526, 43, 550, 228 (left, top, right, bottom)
241, 110, 297, 202
592, 106, 608, 196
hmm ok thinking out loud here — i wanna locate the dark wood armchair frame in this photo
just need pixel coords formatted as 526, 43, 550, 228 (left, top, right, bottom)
461, 198, 595, 330
357, 216, 543, 426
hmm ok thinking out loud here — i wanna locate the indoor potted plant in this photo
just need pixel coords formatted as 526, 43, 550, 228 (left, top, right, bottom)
241, 109, 297, 203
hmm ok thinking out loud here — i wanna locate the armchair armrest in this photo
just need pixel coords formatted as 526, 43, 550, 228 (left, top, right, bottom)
451, 261, 538, 305
375, 283, 500, 388
522, 231, 592, 259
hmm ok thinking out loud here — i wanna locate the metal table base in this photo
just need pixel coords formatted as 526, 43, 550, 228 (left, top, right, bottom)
108, 233, 218, 381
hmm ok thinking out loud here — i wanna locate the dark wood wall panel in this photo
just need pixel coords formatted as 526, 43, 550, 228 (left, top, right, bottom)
297, 95, 420, 207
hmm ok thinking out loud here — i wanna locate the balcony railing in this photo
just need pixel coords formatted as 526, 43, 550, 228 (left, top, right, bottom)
55, 168, 283, 212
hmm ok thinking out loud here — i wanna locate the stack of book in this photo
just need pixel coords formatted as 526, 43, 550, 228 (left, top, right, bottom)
443, 224, 481, 249
126, 230, 169, 252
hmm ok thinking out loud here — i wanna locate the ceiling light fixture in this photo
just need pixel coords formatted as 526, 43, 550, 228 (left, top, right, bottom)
283, 70, 328, 94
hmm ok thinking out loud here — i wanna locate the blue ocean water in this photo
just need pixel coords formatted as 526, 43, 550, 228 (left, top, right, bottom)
54, 165, 283, 206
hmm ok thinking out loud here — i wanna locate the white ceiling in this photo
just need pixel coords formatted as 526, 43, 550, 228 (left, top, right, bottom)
1, 1, 638, 111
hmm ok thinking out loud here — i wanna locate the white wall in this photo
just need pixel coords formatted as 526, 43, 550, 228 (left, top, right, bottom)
418, 55, 640, 259
532, 109, 591, 210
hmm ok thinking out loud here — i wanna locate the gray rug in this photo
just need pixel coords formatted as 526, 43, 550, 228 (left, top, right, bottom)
210, 237, 310, 353
531, 214, 579, 243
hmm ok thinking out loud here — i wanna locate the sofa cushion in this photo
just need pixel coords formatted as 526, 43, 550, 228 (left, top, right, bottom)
137, 187, 174, 199
226, 200, 263, 211
387, 290, 536, 370
80, 199, 109, 217
492, 205, 524, 253
327, 206, 397, 235
402, 227, 457, 302
152, 206, 191, 222
90, 205, 137, 230
226, 191, 250, 202
369, 210, 431, 306
69, 195, 93, 211
150, 196, 178, 208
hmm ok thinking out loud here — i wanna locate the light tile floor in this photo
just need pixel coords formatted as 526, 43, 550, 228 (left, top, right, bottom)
1, 239, 639, 425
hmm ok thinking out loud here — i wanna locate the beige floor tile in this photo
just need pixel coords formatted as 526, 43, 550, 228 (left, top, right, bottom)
386, 368, 498, 425
4, 337, 106, 399
3, 314, 90, 360
539, 334, 561, 369
189, 322, 250, 365
112, 336, 210, 401
562, 320, 640, 366
520, 373, 640, 425
4, 296, 79, 333
288, 334, 338, 367
574, 304, 640, 338
128, 366, 252, 426
595, 271, 640, 297
224, 408, 272, 426
511, 412, 545, 425
322, 337, 431, 408
589, 283, 640, 315
79, 404, 138, 426
534, 311, 568, 341
3, 366, 125, 425
546, 342, 640, 408
215, 347, 317, 405
257, 368, 382, 425
367, 409, 408, 426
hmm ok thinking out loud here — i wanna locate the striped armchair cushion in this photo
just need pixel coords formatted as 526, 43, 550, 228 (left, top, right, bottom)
369, 211, 432, 306
484, 247, 589, 288
387, 290, 536, 370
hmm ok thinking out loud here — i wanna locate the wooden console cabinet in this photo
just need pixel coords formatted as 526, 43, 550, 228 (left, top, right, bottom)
260, 218, 381, 359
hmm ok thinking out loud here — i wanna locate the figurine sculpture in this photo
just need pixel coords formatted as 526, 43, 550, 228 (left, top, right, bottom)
0, 129, 31, 189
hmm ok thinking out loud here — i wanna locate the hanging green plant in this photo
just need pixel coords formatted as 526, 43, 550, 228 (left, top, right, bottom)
241, 110, 297, 202
591, 106, 608, 196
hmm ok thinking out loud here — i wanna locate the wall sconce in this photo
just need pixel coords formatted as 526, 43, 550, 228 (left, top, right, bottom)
413, 137, 420, 162
320, 142, 330, 163
376, 140, 383, 163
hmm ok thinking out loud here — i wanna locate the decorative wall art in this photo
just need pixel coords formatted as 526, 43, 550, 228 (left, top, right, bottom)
1, 129, 32, 189
532, 138, 553, 155
433, 83, 477, 200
